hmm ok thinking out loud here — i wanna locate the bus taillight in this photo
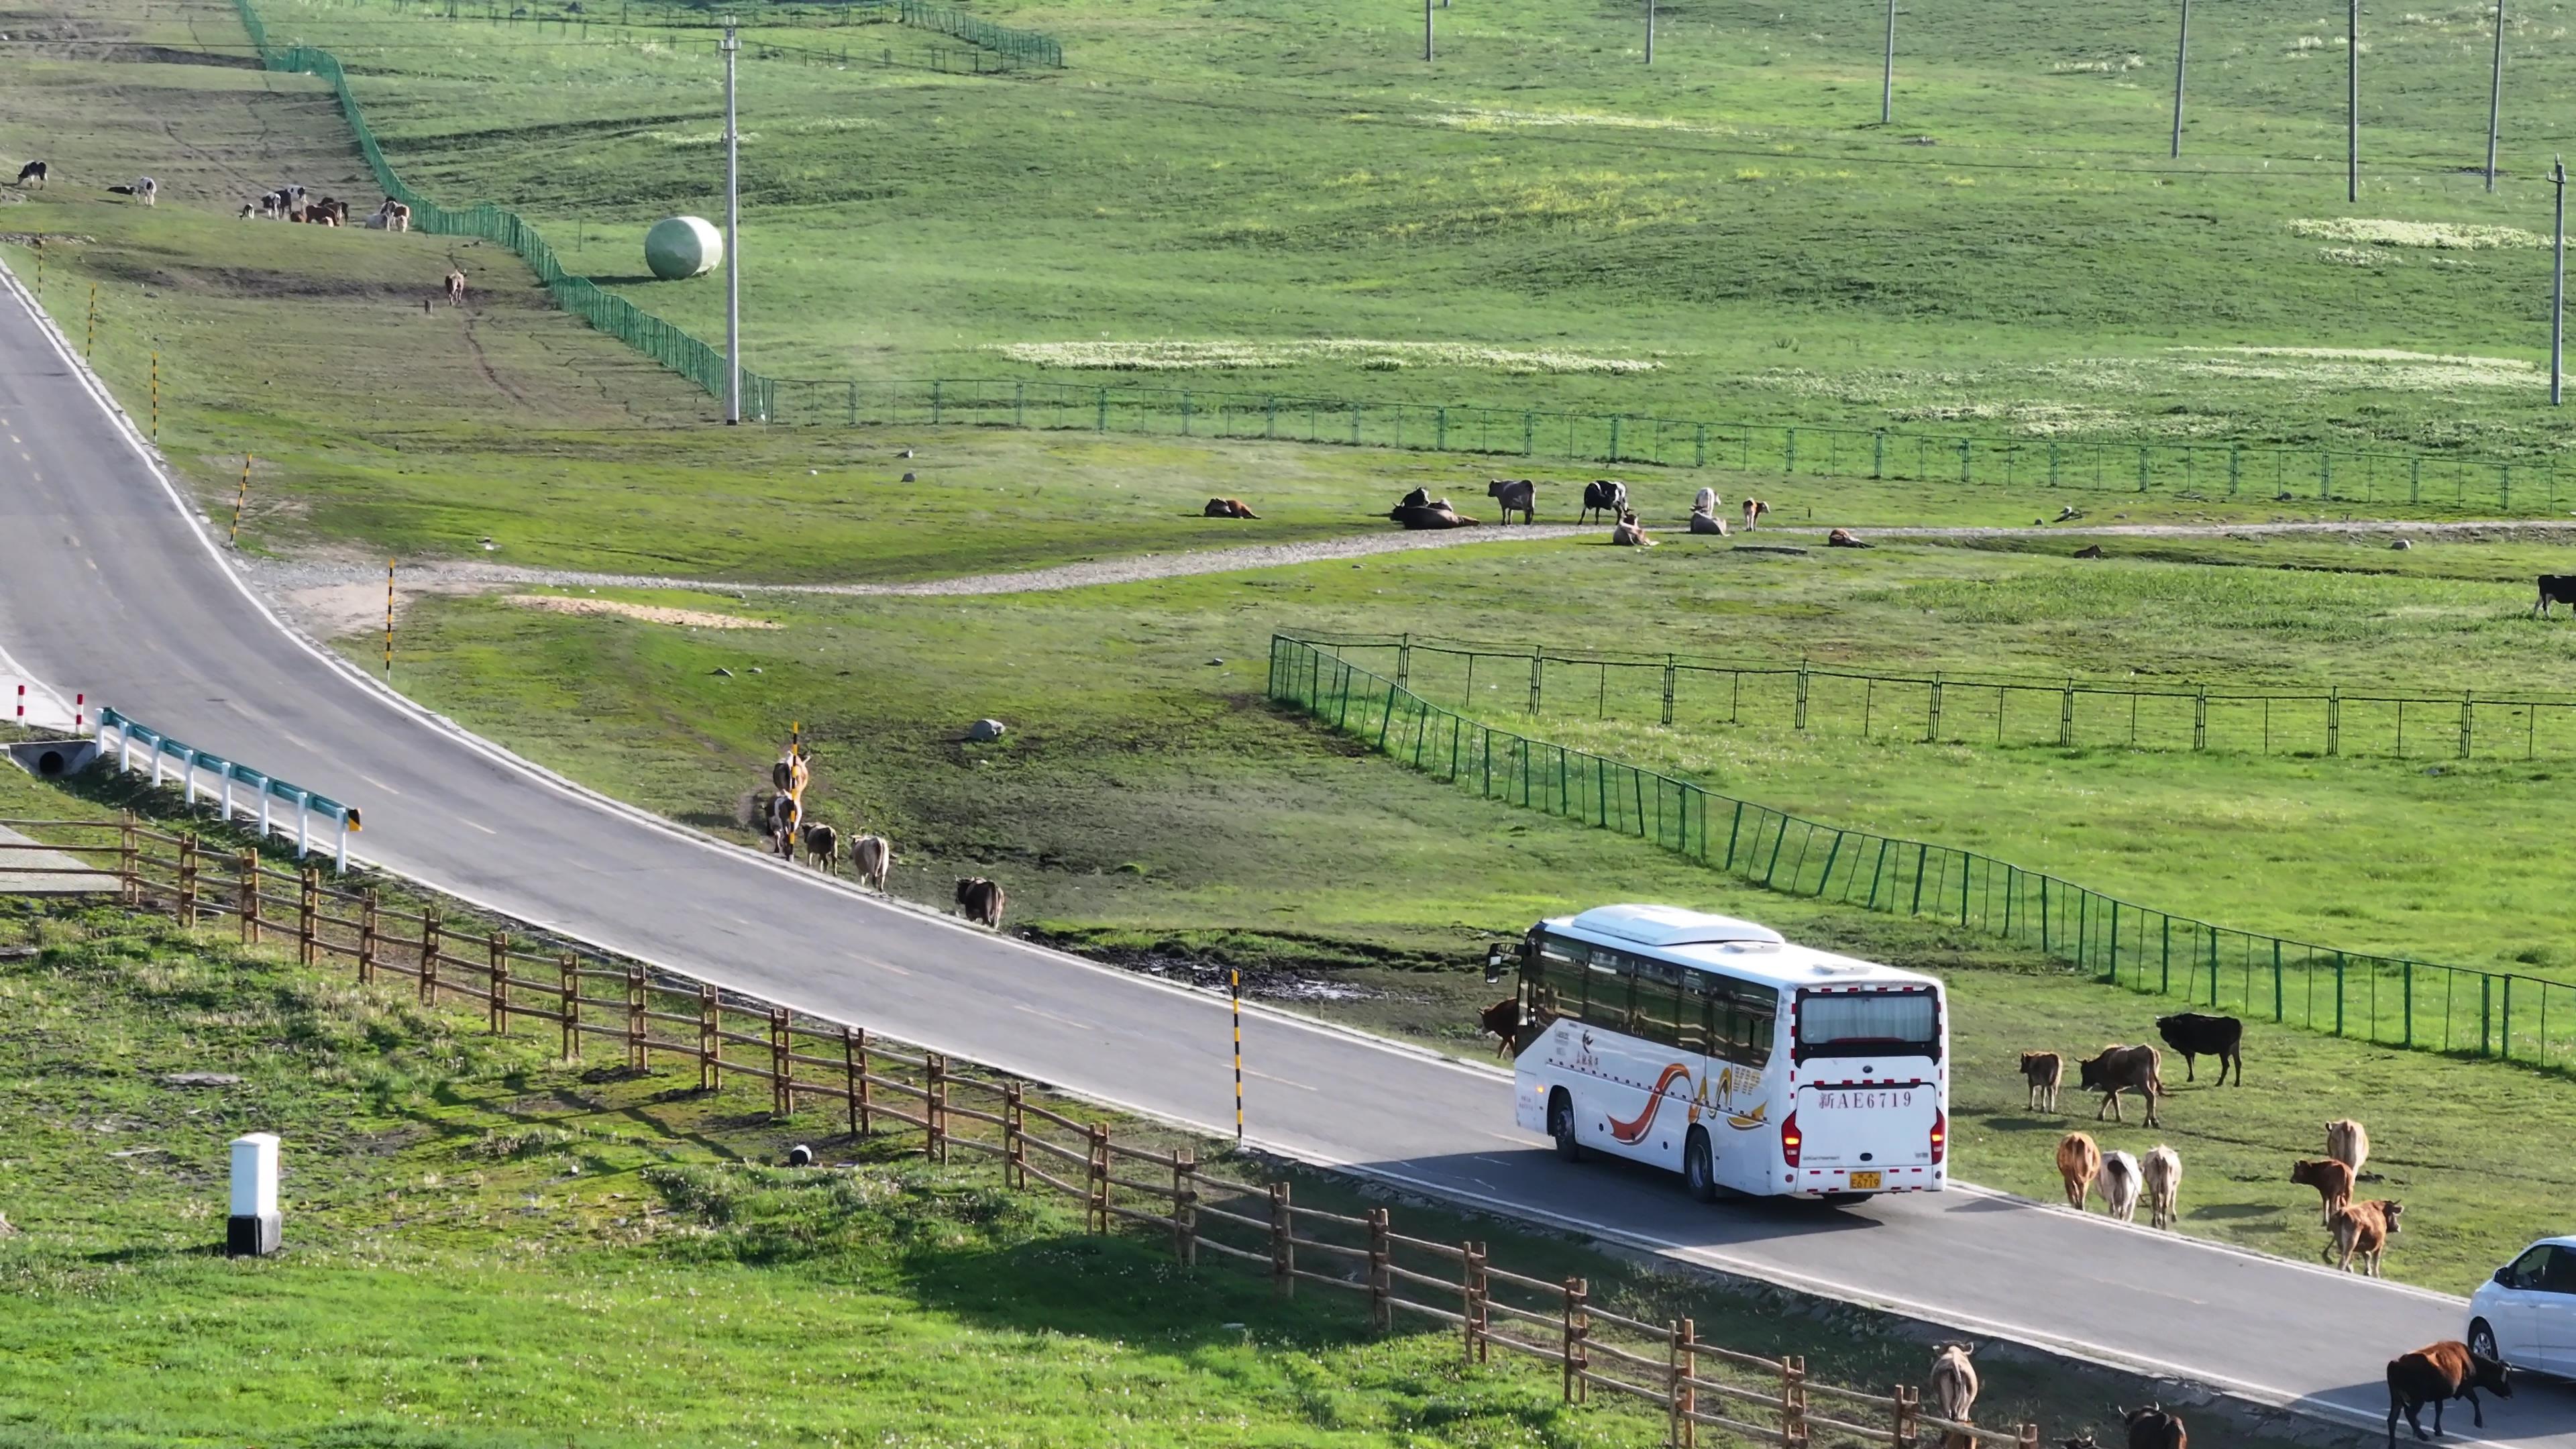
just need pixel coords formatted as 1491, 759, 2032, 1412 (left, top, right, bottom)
1929, 1110, 1947, 1165
1780, 1110, 1801, 1168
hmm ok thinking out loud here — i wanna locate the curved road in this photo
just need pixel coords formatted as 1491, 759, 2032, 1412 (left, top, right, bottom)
0, 264, 2563, 1444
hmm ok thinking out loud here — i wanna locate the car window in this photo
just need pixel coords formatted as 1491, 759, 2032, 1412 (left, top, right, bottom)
2508, 1245, 2555, 1290
2540, 1246, 2576, 1295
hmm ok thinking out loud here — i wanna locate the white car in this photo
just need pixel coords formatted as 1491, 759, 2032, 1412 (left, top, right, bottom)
2468, 1236, 2576, 1375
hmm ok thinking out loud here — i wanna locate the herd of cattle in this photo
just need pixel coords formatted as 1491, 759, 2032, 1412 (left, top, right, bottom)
749, 740, 1006, 930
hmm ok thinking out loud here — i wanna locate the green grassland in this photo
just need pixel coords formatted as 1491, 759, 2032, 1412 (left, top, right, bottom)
0, 763, 2338, 1449
236, 0, 2576, 460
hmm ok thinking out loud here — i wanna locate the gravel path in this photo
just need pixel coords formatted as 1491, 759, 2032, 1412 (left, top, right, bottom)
235, 516, 2575, 626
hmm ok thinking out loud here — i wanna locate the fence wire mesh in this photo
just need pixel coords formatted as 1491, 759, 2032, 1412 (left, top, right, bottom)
1269, 633, 2574, 1075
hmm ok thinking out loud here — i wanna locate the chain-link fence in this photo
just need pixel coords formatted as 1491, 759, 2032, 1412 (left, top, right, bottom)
769, 376, 2567, 511
1269, 633, 2575, 1075
1303, 635, 2576, 763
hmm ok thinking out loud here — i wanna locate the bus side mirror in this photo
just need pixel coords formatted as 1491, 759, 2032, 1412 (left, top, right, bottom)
1484, 943, 1507, 984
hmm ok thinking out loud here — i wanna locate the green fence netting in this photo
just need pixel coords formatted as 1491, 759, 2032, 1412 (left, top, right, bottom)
1268, 633, 2575, 1075
237, 0, 777, 415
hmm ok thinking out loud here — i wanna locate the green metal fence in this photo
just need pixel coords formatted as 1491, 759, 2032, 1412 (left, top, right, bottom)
767, 375, 2565, 510
894, 0, 1060, 66
235, 0, 777, 414
1267, 633, 2575, 1075
1309, 634, 2576, 763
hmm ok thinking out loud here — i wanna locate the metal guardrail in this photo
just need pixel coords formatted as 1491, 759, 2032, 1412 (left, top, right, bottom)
95, 706, 360, 871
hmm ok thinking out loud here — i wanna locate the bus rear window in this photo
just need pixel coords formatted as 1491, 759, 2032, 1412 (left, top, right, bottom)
1795, 990, 1939, 1062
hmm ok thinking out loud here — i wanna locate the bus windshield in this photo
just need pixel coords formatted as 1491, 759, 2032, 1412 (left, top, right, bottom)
1796, 989, 1939, 1062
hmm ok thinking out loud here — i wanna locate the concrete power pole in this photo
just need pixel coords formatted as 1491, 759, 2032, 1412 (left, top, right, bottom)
1645, 0, 1654, 65
2554, 157, 2565, 406
1881, 0, 1896, 125
2171, 0, 2189, 158
2347, 0, 2360, 204
2486, 0, 2506, 192
1424, 0, 1433, 62
722, 13, 743, 424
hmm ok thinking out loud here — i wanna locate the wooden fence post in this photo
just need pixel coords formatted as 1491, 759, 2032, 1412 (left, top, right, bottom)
559, 953, 578, 1059
853, 1026, 872, 1135
420, 911, 440, 1004
487, 930, 508, 1033
847, 1027, 868, 1139
1780, 1354, 1808, 1448
300, 869, 320, 965
770, 1007, 792, 1116
926, 1052, 948, 1163
177, 835, 198, 926
1270, 1181, 1293, 1298
1367, 1208, 1392, 1331
625, 963, 647, 1070
1460, 1241, 1483, 1364
1087, 1123, 1110, 1233
1173, 1148, 1197, 1266
1562, 1277, 1589, 1403
1003, 1081, 1024, 1187
118, 810, 138, 908
358, 890, 378, 984
2014, 1426, 2040, 1449
239, 849, 260, 946
698, 984, 720, 1089
1892, 1383, 1919, 1449
1671, 1317, 1695, 1448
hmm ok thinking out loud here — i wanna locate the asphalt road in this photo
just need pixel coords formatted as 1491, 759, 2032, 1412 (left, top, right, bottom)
0, 264, 2565, 1445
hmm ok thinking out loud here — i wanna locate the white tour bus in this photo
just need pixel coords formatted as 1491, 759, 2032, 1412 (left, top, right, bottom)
1508, 904, 1949, 1202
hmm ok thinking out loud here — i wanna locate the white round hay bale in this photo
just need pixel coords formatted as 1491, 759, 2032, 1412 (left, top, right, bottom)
643, 215, 722, 280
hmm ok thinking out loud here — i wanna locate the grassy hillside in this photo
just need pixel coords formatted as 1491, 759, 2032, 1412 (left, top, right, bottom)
239, 0, 2576, 458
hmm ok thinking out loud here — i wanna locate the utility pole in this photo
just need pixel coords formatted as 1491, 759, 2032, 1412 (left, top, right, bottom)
1644, 0, 1654, 65
1424, 0, 1432, 62
2486, 0, 2506, 193
2170, 0, 2190, 158
2553, 156, 2565, 406
1881, 0, 1896, 125
722, 13, 743, 425
2347, 0, 2360, 204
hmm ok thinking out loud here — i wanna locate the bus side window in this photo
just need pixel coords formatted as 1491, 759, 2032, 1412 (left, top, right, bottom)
1737, 999, 1778, 1067
1525, 936, 1580, 1027
1678, 975, 1713, 1054
1634, 961, 1683, 1049
1583, 954, 1631, 1032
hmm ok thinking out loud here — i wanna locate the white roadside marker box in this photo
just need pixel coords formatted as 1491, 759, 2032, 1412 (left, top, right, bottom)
227, 1132, 280, 1258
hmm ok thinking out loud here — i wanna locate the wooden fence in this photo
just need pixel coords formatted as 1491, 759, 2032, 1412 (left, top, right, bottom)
0, 814, 2041, 1449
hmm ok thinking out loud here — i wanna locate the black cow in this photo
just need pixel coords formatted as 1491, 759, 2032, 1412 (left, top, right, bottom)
2155, 1012, 2243, 1085
2387, 1341, 2511, 1446
13, 160, 46, 188
1580, 480, 1628, 525
2535, 576, 2576, 616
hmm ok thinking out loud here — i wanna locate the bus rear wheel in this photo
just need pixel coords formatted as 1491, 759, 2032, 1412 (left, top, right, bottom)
1683, 1130, 1717, 1203
1549, 1091, 1584, 1163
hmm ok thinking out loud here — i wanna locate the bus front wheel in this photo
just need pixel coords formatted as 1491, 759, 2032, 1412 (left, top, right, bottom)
1549, 1091, 1584, 1163
1683, 1129, 1717, 1203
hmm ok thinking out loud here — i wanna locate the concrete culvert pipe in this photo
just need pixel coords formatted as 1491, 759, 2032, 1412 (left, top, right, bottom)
644, 215, 722, 280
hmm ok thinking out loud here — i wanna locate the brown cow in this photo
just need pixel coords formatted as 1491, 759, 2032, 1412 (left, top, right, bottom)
2387, 1340, 2512, 1447
2330, 1199, 2403, 1275
2020, 1051, 2063, 1112
852, 835, 894, 892
1479, 997, 1521, 1056
1825, 527, 1872, 548
1740, 497, 1770, 529
955, 876, 1006, 928
1611, 511, 1656, 547
1927, 1343, 1978, 1449
1203, 497, 1260, 519
2121, 1405, 2186, 1449
2078, 1043, 2164, 1127
2055, 1131, 2101, 1210
2291, 1157, 2355, 1227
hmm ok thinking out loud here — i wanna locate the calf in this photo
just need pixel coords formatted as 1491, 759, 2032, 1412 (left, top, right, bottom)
1740, 497, 1770, 529
2534, 575, 2576, 616
1610, 511, 1656, 547
2291, 1157, 2356, 1227
1926, 1343, 1978, 1449
851, 834, 894, 892
955, 876, 1006, 928
2019, 1050, 2063, 1112
1486, 478, 1536, 524
2055, 1131, 2100, 1210
2326, 1118, 2369, 1174
2078, 1043, 2164, 1127
2098, 1150, 2142, 1222
1479, 996, 1521, 1056
2121, 1405, 2186, 1449
2155, 1012, 2242, 1085
2141, 1144, 2182, 1230
2386, 1340, 2512, 1447
2330, 1199, 2402, 1275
